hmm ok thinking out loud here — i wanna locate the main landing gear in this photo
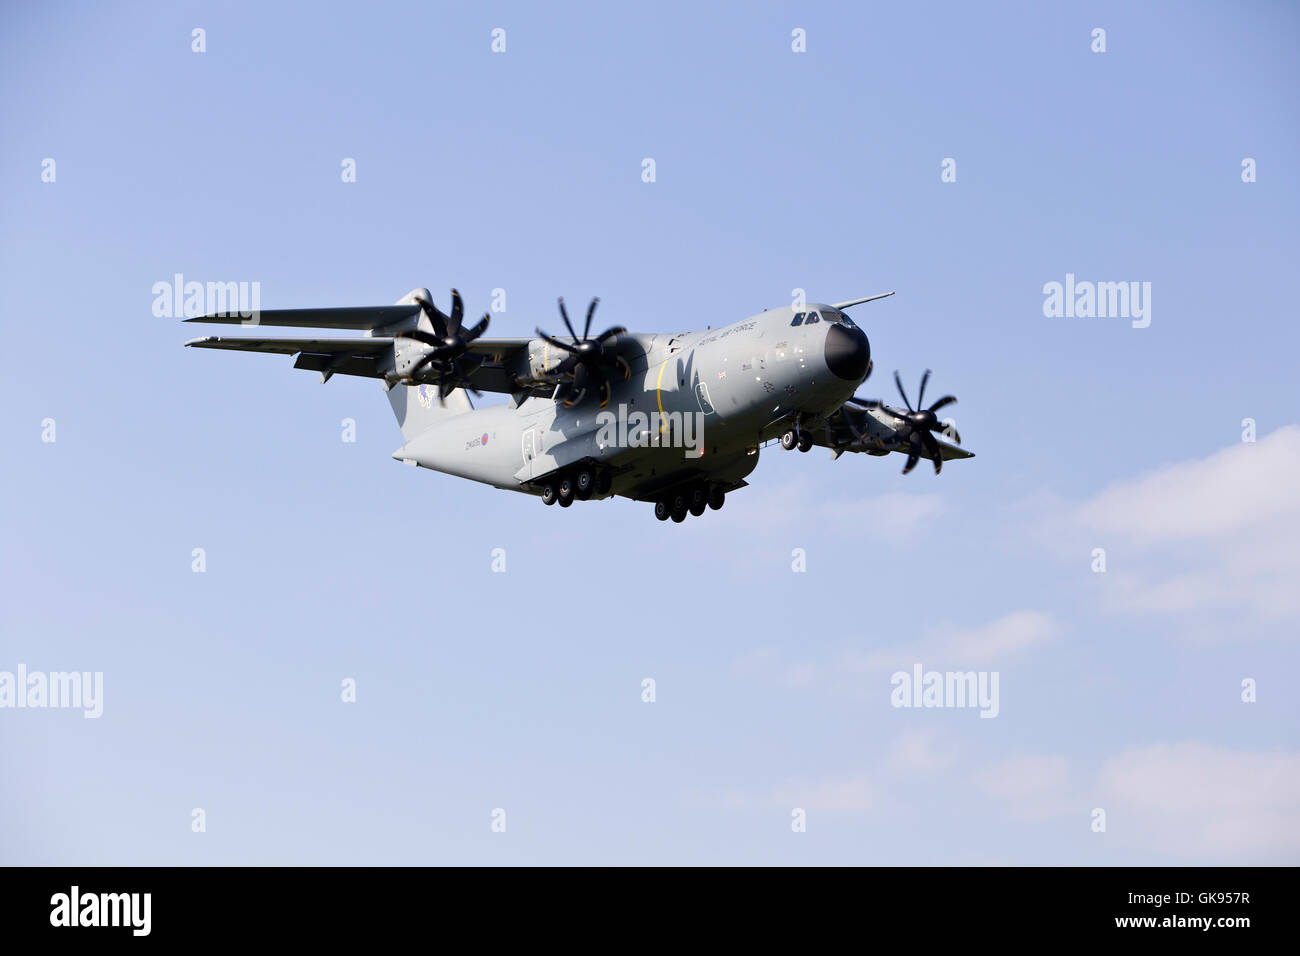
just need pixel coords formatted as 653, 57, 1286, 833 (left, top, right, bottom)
653, 483, 726, 523
538, 465, 611, 509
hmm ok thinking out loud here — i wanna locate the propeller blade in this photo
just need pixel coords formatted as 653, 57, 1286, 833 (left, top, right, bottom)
615, 354, 632, 380
464, 313, 490, 341
410, 350, 447, 376
917, 369, 931, 408
584, 297, 599, 339
413, 297, 448, 338
448, 289, 464, 335
397, 328, 441, 348
902, 451, 920, 475
922, 432, 944, 475
596, 325, 627, 343
894, 371, 913, 411
846, 395, 883, 409
537, 329, 581, 354
557, 298, 578, 342
928, 395, 957, 414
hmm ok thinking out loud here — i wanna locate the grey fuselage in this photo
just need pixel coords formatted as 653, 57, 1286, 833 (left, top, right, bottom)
393, 303, 871, 503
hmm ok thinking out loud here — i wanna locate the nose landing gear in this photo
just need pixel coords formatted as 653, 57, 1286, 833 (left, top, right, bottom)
780, 424, 815, 453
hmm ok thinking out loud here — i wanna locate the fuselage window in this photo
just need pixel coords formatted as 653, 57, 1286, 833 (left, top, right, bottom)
804, 312, 820, 324
790, 312, 806, 326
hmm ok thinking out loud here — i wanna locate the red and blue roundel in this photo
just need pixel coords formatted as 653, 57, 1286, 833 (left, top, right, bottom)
481, 433, 489, 445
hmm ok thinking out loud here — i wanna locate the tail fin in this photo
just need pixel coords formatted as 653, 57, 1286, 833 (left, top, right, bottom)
382, 288, 474, 440
386, 380, 473, 440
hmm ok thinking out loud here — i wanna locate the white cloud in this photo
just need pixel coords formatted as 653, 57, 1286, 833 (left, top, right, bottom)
729, 647, 818, 688
703, 475, 944, 541
1098, 742, 1300, 859
842, 609, 1060, 672
973, 742, 1300, 862
689, 775, 875, 814
972, 754, 1075, 821
770, 775, 875, 813
1078, 426, 1300, 545
1033, 426, 1300, 624
888, 728, 956, 774
731, 611, 1057, 696
823, 491, 946, 539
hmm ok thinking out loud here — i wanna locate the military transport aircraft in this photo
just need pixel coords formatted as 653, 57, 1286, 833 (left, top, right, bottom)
185, 288, 973, 522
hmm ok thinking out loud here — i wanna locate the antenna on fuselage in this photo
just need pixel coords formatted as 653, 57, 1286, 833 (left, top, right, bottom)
832, 291, 895, 310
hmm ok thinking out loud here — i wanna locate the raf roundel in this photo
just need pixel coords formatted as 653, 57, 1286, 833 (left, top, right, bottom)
481, 433, 489, 446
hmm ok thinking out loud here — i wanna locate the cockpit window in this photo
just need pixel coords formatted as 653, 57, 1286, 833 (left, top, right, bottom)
804, 312, 820, 324
790, 312, 806, 326
823, 310, 856, 327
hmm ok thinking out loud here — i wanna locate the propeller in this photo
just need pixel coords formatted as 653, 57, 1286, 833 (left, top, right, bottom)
535, 297, 631, 408
395, 289, 490, 396
846, 369, 959, 474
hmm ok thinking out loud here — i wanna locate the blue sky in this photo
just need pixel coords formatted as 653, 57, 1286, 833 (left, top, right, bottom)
2, 0, 1298, 865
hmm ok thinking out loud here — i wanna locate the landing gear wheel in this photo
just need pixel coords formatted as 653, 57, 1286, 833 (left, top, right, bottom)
670, 494, 688, 523
707, 486, 725, 510
654, 500, 670, 521
780, 429, 798, 451
540, 484, 557, 506
558, 477, 574, 507
575, 468, 594, 500
689, 486, 707, 517
797, 434, 814, 453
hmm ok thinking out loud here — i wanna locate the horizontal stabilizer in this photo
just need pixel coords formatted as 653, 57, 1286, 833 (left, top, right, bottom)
185, 305, 419, 330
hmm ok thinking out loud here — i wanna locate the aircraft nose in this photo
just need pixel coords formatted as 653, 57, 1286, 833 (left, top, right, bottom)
824, 322, 871, 381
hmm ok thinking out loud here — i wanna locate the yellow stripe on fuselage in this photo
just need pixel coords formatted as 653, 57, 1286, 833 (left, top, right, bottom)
656, 358, 669, 433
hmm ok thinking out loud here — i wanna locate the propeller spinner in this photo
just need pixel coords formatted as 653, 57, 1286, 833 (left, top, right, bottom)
535, 297, 631, 408
396, 289, 490, 397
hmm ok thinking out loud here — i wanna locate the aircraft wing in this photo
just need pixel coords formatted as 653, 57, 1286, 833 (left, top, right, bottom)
184, 306, 420, 329
185, 333, 553, 394
185, 335, 395, 380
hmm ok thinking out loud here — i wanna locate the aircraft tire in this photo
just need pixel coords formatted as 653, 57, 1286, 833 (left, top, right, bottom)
654, 500, 670, 521
670, 494, 688, 523
797, 434, 813, 452
689, 486, 707, 517
575, 468, 594, 500
780, 429, 798, 451
707, 486, 725, 510
541, 484, 557, 506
